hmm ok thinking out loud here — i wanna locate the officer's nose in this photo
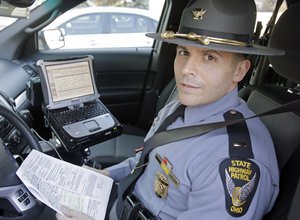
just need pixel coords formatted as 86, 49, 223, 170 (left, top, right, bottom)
181, 57, 198, 76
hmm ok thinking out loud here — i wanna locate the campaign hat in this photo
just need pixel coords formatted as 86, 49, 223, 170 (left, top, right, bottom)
146, 0, 284, 55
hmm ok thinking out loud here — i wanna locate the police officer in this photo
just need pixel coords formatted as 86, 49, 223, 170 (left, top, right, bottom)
56, 0, 283, 219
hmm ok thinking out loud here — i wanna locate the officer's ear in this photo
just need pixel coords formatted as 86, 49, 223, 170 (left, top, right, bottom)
233, 58, 251, 83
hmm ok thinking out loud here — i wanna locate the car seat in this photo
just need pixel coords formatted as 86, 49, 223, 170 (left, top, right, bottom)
238, 2, 300, 219
245, 2, 300, 171
88, 78, 177, 168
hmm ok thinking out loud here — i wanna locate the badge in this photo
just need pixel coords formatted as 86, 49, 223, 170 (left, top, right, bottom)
155, 153, 180, 187
192, 8, 206, 20
154, 172, 169, 199
219, 158, 260, 217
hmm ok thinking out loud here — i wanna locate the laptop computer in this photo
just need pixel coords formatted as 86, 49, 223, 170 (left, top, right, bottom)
36, 55, 122, 152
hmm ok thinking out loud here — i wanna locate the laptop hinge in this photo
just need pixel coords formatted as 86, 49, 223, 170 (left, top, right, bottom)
68, 99, 84, 110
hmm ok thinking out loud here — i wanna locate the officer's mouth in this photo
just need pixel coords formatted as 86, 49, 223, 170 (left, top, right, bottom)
179, 82, 201, 92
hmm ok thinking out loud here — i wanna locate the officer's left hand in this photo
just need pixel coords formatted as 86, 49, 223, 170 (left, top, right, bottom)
56, 205, 94, 220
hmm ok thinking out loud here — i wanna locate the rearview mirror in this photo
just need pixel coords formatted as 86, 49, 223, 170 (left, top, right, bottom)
39, 29, 65, 50
4, 0, 35, 8
0, 1, 30, 18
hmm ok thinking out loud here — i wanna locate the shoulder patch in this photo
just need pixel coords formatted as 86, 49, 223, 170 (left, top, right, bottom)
219, 158, 260, 217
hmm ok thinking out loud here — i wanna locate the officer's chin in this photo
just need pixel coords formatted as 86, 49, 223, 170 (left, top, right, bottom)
178, 93, 198, 107
178, 91, 216, 107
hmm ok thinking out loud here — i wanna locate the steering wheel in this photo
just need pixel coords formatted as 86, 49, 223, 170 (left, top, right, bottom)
0, 104, 44, 219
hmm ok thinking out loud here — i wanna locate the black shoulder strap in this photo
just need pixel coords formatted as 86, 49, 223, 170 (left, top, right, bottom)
224, 110, 253, 158
263, 0, 284, 37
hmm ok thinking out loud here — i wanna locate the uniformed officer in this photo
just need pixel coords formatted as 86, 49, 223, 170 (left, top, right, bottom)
56, 0, 283, 219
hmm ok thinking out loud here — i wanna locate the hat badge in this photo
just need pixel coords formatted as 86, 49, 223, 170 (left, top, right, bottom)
192, 8, 206, 20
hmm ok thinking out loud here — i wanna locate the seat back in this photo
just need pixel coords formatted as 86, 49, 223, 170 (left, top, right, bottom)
246, 87, 300, 170
243, 3, 300, 219
155, 77, 177, 114
253, 2, 300, 171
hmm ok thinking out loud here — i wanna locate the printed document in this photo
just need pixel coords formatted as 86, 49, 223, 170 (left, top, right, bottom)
16, 150, 113, 220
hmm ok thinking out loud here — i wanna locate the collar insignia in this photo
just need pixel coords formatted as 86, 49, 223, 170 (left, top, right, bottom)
192, 8, 206, 20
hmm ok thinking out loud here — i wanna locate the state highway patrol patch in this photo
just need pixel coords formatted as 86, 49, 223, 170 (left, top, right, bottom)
219, 158, 260, 217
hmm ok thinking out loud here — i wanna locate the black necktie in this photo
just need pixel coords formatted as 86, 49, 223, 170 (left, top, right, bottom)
154, 104, 186, 134
117, 104, 186, 215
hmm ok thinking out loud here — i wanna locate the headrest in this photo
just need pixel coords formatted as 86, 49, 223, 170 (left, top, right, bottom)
269, 2, 300, 84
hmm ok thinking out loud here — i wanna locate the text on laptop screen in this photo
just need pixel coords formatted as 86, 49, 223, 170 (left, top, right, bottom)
45, 61, 94, 103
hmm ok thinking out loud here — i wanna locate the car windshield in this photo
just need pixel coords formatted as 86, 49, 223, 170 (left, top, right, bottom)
0, 0, 47, 31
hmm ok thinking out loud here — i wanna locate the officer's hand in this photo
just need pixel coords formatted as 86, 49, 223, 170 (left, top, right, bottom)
56, 206, 94, 220
82, 164, 110, 176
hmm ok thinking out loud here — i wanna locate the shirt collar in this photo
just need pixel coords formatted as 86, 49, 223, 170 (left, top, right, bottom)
184, 88, 241, 125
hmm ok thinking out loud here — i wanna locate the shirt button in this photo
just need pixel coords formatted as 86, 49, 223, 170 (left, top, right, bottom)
229, 110, 237, 115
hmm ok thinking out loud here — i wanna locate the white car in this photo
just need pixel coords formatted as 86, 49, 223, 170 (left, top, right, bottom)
41, 6, 159, 49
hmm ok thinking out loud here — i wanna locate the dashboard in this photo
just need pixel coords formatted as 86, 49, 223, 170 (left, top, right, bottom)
0, 58, 40, 156
0, 57, 120, 162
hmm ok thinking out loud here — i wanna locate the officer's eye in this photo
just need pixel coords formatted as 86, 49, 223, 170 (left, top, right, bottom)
177, 50, 189, 56
204, 54, 216, 61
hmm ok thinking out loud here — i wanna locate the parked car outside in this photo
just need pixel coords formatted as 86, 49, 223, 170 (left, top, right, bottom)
40, 6, 159, 49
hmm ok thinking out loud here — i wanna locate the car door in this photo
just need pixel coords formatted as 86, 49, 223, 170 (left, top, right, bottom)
32, 2, 166, 129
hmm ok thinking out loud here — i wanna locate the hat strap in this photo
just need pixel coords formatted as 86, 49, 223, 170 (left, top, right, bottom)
161, 30, 253, 47
181, 27, 252, 43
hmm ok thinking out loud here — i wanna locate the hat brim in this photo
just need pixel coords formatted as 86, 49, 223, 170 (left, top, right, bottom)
146, 33, 284, 56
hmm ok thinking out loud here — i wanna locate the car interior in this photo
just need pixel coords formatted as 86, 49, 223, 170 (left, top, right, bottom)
0, 0, 299, 219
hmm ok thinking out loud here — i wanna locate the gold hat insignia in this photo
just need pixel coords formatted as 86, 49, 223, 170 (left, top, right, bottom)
192, 8, 206, 20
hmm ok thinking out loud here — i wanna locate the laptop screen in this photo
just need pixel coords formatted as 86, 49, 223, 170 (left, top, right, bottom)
37, 56, 100, 109
45, 61, 94, 103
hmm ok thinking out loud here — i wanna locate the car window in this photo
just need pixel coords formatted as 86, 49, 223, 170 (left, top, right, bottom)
39, 0, 165, 50
38, 0, 286, 50
255, 0, 287, 36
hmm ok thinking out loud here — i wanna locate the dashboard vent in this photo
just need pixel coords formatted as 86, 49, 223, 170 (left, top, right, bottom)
23, 65, 38, 78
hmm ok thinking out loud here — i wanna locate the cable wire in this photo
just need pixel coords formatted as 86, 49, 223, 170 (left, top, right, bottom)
31, 128, 63, 160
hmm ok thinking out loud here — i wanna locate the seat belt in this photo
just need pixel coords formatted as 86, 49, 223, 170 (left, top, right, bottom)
117, 98, 300, 217
147, 98, 300, 148
263, 0, 284, 38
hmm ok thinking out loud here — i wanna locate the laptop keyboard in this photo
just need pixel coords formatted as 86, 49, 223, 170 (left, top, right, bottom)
52, 102, 107, 126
